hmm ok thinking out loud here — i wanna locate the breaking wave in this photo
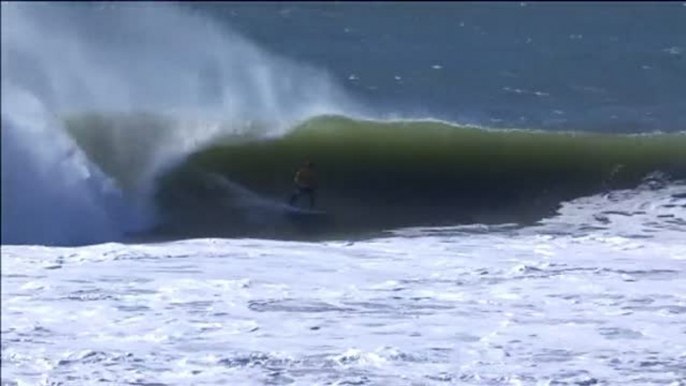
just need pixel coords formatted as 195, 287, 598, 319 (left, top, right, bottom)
64, 114, 685, 240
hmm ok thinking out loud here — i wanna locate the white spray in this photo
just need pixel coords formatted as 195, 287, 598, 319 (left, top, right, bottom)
1, 2, 355, 245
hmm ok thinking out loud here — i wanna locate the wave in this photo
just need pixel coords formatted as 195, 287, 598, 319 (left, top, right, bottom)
121, 114, 685, 240
1, 88, 147, 245
3, 3, 684, 245
1, 3, 353, 246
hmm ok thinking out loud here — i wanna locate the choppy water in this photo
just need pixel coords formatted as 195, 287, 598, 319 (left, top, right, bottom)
188, 2, 686, 132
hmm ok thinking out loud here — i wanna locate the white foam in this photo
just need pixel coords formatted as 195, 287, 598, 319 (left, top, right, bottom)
3, 209, 685, 384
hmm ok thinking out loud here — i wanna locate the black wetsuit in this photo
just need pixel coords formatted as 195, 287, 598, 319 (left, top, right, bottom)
289, 167, 316, 209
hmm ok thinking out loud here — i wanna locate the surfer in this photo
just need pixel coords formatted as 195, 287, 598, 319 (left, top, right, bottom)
289, 161, 317, 209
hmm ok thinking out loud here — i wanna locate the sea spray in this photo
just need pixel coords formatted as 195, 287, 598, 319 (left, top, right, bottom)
1, 86, 145, 245
1, 2, 355, 245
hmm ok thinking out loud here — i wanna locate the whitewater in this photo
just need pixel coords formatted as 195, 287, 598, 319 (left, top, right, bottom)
3, 180, 686, 385
2, 2, 686, 385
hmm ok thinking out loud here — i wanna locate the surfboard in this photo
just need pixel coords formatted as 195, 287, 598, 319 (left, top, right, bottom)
285, 205, 329, 217
283, 203, 331, 227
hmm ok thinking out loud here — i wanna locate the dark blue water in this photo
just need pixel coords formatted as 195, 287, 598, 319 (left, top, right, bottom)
189, 2, 686, 133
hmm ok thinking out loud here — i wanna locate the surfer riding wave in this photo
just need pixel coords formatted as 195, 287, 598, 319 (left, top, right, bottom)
289, 161, 317, 209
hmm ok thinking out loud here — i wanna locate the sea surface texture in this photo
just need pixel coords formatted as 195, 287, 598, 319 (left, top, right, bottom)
2, 2, 685, 385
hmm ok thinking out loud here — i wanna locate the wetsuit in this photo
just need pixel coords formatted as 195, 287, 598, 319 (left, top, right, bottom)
289, 167, 316, 209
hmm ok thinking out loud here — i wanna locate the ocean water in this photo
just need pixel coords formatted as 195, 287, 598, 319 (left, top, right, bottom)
2, 2, 685, 385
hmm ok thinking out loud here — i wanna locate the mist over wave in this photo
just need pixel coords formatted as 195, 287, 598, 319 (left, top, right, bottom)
1, 86, 140, 245
1, 2, 355, 246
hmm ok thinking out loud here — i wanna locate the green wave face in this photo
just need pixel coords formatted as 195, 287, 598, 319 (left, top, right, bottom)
155, 115, 686, 238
